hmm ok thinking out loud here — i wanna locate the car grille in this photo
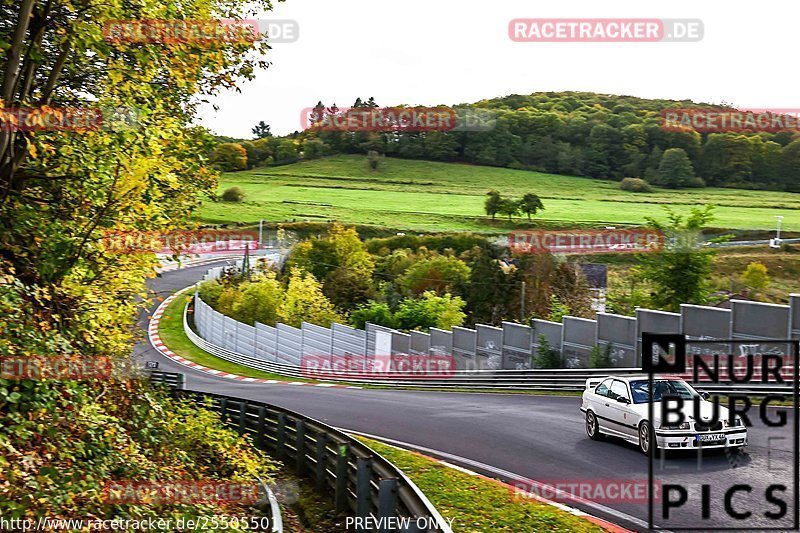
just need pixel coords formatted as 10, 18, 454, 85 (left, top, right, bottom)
695, 421, 723, 432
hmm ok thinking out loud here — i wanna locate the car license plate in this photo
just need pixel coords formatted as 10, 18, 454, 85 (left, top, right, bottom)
696, 434, 725, 443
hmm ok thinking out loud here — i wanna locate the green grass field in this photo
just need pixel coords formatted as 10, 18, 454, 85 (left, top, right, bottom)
197, 155, 800, 232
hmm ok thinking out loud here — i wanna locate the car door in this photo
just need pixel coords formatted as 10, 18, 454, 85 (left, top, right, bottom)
607, 379, 637, 439
590, 378, 618, 434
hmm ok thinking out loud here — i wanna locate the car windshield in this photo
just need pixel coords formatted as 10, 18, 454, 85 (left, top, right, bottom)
629, 379, 697, 404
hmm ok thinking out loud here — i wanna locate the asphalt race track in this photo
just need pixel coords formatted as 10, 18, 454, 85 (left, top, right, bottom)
135, 261, 799, 532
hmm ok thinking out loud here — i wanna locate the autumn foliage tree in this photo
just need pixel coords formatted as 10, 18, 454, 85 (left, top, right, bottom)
0, 0, 279, 522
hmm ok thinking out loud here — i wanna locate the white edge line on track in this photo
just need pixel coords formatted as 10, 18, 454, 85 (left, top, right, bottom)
338, 427, 652, 532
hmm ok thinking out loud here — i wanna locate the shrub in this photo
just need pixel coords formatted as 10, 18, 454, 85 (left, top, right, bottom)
685, 176, 707, 188
367, 150, 384, 170
210, 142, 247, 171
221, 186, 245, 202
534, 334, 562, 369
740, 262, 770, 291
349, 301, 398, 330
590, 343, 614, 368
619, 177, 652, 193
198, 279, 224, 307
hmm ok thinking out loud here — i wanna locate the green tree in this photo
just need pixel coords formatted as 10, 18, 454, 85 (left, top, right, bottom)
781, 140, 800, 192
546, 294, 570, 323
198, 279, 225, 307
252, 121, 273, 138
498, 197, 521, 221
519, 193, 544, 221
657, 148, 695, 188
278, 268, 343, 327
398, 255, 471, 296
484, 190, 502, 220
464, 252, 513, 324
303, 139, 331, 160
395, 291, 466, 330
241, 138, 273, 168
637, 206, 717, 312
551, 263, 593, 318
349, 301, 398, 329
230, 274, 283, 326
740, 262, 770, 291
211, 143, 248, 171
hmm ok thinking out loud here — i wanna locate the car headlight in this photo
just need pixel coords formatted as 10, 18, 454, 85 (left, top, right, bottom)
660, 422, 690, 430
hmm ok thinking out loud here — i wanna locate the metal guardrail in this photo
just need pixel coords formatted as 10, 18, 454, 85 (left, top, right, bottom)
149, 372, 452, 533
180, 300, 795, 395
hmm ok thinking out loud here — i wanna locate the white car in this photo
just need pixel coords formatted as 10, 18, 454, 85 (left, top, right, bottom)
580, 375, 748, 454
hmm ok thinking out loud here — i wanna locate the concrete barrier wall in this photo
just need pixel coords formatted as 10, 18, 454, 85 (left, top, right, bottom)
561, 317, 597, 368
452, 326, 477, 370
410, 331, 431, 355
502, 322, 533, 369
635, 309, 681, 366
429, 328, 453, 356
193, 287, 797, 372
731, 300, 791, 340
531, 319, 563, 362
596, 313, 636, 367
476, 324, 503, 370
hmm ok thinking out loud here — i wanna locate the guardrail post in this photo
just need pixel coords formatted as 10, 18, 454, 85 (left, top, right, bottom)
356, 457, 373, 521
256, 406, 266, 450
334, 444, 350, 514
295, 419, 306, 476
238, 401, 247, 435
175, 373, 185, 390
377, 478, 398, 533
219, 398, 228, 425
315, 434, 329, 491
276, 413, 287, 461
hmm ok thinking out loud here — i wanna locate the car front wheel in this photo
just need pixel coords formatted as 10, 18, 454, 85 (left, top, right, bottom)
586, 411, 602, 440
639, 421, 654, 454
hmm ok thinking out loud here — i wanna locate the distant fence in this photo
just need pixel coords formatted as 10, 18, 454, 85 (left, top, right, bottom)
150, 372, 452, 533
194, 266, 800, 370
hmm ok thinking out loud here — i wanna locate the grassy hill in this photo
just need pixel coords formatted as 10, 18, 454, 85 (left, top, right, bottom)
198, 155, 800, 232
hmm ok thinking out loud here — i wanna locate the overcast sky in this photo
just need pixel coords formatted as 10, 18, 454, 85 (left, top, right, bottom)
195, 0, 798, 138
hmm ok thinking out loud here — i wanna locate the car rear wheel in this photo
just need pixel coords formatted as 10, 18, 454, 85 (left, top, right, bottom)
639, 421, 654, 454
586, 411, 602, 440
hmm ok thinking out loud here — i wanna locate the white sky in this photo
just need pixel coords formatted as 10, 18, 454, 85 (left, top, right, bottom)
196, 0, 799, 138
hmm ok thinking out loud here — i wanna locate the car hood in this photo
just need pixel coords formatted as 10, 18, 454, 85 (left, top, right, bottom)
631, 399, 730, 424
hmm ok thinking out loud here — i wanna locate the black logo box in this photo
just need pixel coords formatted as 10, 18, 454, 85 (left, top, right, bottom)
643, 333, 800, 531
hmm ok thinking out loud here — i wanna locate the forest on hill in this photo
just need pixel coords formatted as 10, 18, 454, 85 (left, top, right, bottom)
221, 91, 800, 192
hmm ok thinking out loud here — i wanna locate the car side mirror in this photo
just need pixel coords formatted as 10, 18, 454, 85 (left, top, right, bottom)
616, 396, 630, 404
700, 391, 710, 400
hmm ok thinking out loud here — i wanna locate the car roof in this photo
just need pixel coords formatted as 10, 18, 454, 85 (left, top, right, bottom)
600, 375, 684, 382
